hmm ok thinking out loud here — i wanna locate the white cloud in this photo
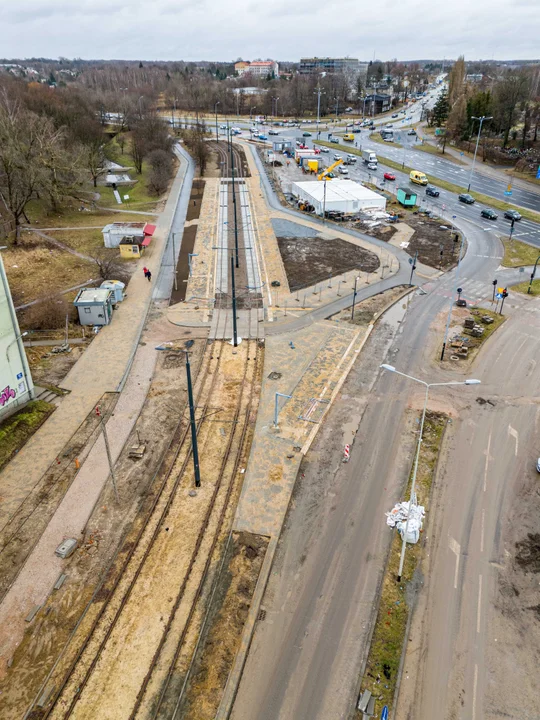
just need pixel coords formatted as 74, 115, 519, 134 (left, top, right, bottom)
2, 0, 539, 61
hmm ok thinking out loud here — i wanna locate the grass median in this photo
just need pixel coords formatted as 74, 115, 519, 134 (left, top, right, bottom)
357, 412, 447, 717
370, 132, 403, 149
502, 238, 540, 267
316, 141, 540, 223
0, 400, 56, 472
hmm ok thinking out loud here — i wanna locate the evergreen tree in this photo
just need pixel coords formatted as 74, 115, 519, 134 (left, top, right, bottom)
432, 90, 449, 127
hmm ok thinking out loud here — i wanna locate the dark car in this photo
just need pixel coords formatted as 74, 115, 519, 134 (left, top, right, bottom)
302, 131, 312, 137
504, 209, 522, 221
458, 193, 475, 204
481, 208, 498, 220
425, 185, 439, 197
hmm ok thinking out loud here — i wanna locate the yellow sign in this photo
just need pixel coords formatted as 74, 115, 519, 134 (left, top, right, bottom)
507, 183, 512, 192
498, 287, 505, 294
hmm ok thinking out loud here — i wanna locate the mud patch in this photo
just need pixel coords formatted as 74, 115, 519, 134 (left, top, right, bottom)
515, 533, 540, 573
179, 531, 269, 720
277, 236, 380, 292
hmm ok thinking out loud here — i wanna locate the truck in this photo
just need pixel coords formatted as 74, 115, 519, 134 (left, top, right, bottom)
362, 149, 377, 165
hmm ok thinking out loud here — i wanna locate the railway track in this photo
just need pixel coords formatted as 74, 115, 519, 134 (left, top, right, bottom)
32, 342, 263, 719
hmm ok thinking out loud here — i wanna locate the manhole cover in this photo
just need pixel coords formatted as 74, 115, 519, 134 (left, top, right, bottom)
268, 372, 282, 380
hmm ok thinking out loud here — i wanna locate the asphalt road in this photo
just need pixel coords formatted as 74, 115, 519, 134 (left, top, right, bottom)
402, 291, 540, 720
232, 207, 505, 719
308, 140, 540, 248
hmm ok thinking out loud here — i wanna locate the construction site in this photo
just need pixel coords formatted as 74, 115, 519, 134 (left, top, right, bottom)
0, 133, 428, 720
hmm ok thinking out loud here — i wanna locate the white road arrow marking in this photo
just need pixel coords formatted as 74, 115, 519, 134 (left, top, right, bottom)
449, 536, 460, 589
508, 425, 519, 456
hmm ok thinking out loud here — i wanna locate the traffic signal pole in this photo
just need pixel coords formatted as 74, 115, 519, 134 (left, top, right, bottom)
185, 351, 201, 487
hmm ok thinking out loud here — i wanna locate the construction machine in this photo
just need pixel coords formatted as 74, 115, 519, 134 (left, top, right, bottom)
317, 158, 343, 181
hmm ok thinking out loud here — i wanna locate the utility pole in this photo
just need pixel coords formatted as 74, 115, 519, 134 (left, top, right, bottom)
467, 115, 492, 192
96, 406, 119, 503
528, 255, 540, 294
499, 288, 508, 315
492, 279, 497, 302
185, 351, 201, 488
351, 276, 359, 320
214, 101, 220, 143
230, 255, 238, 347
230, 137, 239, 268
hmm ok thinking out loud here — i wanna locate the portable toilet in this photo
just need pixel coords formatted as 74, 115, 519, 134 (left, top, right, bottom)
100, 280, 125, 304
397, 187, 417, 207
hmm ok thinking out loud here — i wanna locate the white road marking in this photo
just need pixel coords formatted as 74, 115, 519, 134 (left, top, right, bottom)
480, 509, 485, 553
472, 663, 479, 720
477, 574, 483, 633
508, 425, 519, 456
483, 431, 492, 492
449, 536, 460, 589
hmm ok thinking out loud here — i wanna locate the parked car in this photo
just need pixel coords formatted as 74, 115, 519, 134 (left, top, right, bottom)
504, 209, 522, 221
386, 123, 393, 128
458, 193, 475, 204
346, 154, 357, 162
268, 129, 279, 135
481, 208, 498, 220
391, 113, 399, 118
384, 136, 393, 142
302, 131, 312, 137
330, 137, 340, 143
426, 185, 439, 197
407, 129, 417, 136
220, 124, 227, 130
536, 457, 540, 473
384, 172, 396, 181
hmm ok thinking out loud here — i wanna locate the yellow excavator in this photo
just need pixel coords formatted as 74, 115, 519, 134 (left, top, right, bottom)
317, 158, 343, 181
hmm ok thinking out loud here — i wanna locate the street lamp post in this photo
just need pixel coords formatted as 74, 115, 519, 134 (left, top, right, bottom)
250, 106, 257, 122
380, 365, 480, 582
528, 254, 540, 294
467, 115, 492, 192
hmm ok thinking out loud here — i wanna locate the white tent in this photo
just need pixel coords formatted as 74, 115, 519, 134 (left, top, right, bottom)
291, 180, 386, 215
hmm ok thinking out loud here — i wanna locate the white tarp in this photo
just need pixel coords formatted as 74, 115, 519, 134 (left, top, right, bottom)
291, 180, 386, 215
386, 501, 425, 544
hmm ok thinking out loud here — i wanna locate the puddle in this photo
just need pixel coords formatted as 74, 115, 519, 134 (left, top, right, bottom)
380, 297, 409, 332
342, 415, 361, 445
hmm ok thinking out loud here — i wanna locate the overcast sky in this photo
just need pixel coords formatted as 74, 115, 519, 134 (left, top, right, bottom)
3, 0, 539, 62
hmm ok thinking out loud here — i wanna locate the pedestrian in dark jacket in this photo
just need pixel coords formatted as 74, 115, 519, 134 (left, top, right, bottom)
146, 269, 152, 282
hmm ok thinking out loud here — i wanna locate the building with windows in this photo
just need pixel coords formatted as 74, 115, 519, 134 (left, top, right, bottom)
0, 252, 34, 420
299, 57, 365, 77
364, 93, 392, 114
234, 60, 279, 78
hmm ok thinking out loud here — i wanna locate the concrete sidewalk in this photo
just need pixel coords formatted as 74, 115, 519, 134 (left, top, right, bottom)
0, 150, 191, 529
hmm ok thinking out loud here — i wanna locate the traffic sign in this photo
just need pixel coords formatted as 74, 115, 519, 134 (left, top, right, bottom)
498, 287, 505, 294
381, 707, 389, 720
496, 292, 503, 300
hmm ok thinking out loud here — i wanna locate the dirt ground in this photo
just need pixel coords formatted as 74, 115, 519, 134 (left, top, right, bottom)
402, 213, 461, 270
26, 343, 90, 388
181, 532, 269, 720
277, 236, 380, 292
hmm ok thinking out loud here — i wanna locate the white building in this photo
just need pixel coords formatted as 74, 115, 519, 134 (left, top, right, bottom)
234, 60, 279, 78
291, 180, 386, 216
0, 253, 34, 420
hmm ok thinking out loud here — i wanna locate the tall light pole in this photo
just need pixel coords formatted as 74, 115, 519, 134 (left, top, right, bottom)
467, 115, 492, 192
272, 96, 279, 119
528, 254, 540, 294
315, 84, 325, 136
380, 365, 480, 582
214, 101, 220, 143
250, 105, 257, 122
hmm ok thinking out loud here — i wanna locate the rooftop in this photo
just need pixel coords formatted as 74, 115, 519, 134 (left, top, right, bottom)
292, 180, 383, 203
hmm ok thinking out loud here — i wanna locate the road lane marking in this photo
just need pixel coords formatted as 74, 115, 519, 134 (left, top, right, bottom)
483, 431, 492, 492
480, 509, 485, 553
449, 537, 460, 589
477, 575, 483, 633
508, 425, 519, 456
472, 663, 478, 720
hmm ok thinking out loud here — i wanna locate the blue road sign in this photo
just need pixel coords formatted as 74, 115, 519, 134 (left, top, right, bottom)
537, 165, 540, 180
496, 292, 503, 299
504, 190, 512, 196
381, 706, 389, 720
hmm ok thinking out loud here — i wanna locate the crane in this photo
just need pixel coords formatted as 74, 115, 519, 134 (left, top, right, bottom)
318, 158, 343, 181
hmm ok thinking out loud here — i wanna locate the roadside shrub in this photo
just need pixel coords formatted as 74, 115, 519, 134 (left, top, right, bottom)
24, 294, 71, 330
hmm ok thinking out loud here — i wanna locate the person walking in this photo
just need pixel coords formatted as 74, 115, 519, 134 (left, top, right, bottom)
143, 266, 149, 279
146, 268, 152, 282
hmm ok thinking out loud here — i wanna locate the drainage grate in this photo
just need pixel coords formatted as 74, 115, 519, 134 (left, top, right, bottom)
258, 609, 267, 621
